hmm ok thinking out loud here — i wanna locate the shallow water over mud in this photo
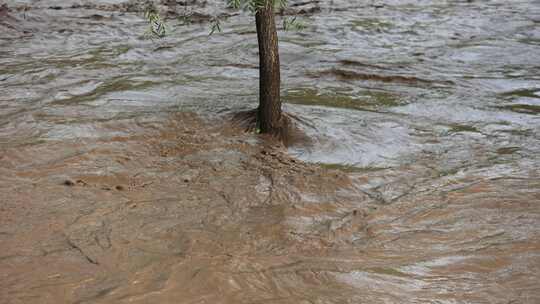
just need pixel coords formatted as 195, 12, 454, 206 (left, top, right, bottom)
1, 0, 540, 303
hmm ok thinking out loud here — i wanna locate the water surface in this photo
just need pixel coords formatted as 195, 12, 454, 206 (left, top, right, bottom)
1, 0, 539, 303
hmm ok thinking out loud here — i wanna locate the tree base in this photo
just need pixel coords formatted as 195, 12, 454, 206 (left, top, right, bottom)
231, 109, 311, 147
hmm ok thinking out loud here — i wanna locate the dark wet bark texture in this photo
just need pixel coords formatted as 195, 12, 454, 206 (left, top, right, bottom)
256, 1, 282, 134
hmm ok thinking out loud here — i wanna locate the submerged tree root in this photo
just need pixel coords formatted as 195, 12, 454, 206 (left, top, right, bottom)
230, 109, 312, 147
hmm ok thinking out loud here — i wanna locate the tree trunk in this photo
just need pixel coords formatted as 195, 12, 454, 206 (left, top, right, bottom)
255, 1, 282, 134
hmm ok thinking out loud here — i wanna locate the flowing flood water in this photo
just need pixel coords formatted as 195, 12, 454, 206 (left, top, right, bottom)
1, 0, 540, 303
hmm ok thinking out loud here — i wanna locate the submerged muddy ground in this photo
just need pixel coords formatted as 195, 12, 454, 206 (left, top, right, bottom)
1, 0, 540, 303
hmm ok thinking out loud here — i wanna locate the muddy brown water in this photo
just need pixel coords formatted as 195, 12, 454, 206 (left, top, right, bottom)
1, 0, 540, 303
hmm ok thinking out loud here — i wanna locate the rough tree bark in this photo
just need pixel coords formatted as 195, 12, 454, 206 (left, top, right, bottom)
255, 0, 282, 134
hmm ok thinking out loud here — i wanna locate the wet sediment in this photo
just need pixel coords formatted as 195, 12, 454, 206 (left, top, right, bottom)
1, 113, 539, 303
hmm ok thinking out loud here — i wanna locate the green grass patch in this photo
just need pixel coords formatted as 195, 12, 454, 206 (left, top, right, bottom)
501, 88, 540, 99
497, 104, 540, 115
284, 88, 404, 112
